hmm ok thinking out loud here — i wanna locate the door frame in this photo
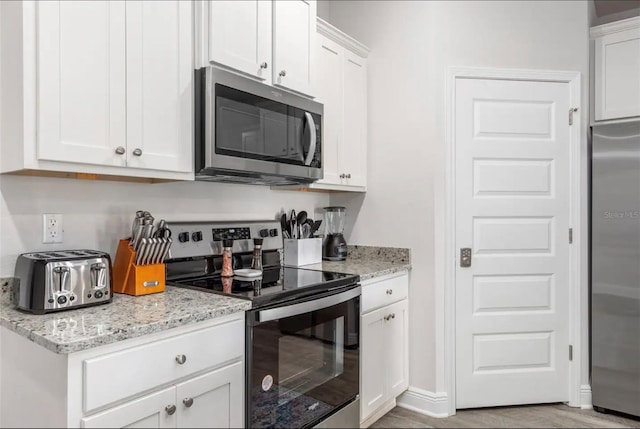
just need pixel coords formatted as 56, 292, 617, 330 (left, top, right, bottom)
441, 67, 585, 415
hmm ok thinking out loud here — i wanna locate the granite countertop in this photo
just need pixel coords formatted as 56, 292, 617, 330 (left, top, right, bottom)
303, 245, 411, 281
0, 279, 251, 354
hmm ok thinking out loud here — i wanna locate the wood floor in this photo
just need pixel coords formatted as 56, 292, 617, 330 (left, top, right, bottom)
372, 404, 640, 428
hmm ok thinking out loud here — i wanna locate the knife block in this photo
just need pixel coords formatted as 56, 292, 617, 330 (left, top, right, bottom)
113, 239, 166, 296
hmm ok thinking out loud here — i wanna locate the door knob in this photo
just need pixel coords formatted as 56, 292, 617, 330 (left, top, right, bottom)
132, 148, 143, 157
115, 146, 125, 155
279, 70, 286, 77
183, 397, 194, 408
165, 405, 176, 415
260, 62, 268, 69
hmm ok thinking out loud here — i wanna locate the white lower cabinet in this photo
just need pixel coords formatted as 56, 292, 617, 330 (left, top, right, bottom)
0, 313, 245, 428
83, 362, 243, 429
360, 273, 409, 424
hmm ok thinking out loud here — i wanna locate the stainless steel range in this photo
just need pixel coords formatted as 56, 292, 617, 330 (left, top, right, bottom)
165, 221, 360, 429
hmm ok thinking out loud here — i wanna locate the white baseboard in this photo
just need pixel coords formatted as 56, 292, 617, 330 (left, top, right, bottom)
396, 387, 450, 418
580, 385, 593, 409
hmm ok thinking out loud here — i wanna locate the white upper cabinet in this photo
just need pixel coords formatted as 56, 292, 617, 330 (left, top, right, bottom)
298, 19, 369, 193
314, 36, 343, 185
204, 0, 316, 97
592, 17, 640, 121
37, 1, 127, 167
341, 50, 367, 188
272, 0, 316, 96
0, 1, 194, 181
208, 1, 271, 81
126, 0, 193, 173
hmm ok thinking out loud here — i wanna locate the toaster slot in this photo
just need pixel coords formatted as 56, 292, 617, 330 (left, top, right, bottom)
53, 266, 70, 292
90, 263, 108, 290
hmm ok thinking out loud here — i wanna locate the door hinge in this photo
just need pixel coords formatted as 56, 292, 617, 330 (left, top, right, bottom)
569, 345, 573, 361
569, 107, 578, 125
569, 228, 573, 244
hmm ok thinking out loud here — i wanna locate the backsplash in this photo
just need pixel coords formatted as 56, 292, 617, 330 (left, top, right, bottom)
0, 175, 330, 277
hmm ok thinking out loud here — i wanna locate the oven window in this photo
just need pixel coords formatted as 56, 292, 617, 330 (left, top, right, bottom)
215, 84, 321, 167
250, 299, 359, 428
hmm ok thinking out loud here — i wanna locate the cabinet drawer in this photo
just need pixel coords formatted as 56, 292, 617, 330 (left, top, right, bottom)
83, 319, 244, 413
361, 273, 408, 314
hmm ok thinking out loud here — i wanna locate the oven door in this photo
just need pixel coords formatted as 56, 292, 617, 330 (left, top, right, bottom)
246, 286, 360, 429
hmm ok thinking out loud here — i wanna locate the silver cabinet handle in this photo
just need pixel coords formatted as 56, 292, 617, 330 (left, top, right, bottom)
165, 405, 176, 415
175, 354, 187, 365
384, 313, 396, 321
279, 70, 286, 77
115, 146, 125, 155
391, 313, 396, 319
260, 62, 268, 69
340, 174, 346, 179
386, 289, 393, 295
132, 148, 143, 157
346, 173, 352, 179
183, 397, 194, 408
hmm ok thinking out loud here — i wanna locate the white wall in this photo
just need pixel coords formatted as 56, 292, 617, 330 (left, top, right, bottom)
328, 0, 590, 397
0, 175, 328, 276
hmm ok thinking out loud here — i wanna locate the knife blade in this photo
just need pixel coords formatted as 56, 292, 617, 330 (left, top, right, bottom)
135, 238, 147, 265
160, 238, 172, 264
151, 238, 163, 264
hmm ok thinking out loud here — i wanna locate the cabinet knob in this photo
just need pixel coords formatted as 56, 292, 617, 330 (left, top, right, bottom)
175, 354, 187, 365
115, 146, 125, 155
340, 173, 345, 179
165, 405, 177, 415
260, 62, 268, 69
132, 148, 143, 157
346, 173, 352, 179
391, 313, 396, 319
386, 289, 393, 295
279, 70, 286, 77
183, 397, 194, 408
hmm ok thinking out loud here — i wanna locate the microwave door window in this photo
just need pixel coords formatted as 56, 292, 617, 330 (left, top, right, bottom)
216, 97, 263, 155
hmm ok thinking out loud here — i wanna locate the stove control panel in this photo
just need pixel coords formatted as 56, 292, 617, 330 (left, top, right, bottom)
166, 221, 282, 260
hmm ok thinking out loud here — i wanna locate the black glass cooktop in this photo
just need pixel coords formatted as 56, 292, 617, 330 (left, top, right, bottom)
169, 267, 359, 308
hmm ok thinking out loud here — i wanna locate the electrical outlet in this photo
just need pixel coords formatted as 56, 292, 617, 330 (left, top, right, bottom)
43, 214, 63, 244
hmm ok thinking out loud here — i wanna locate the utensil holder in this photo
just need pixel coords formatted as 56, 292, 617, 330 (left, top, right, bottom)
283, 238, 322, 266
113, 239, 166, 296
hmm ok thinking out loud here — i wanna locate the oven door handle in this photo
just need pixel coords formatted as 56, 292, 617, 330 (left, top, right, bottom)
303, 112, 317, 166
254, 285, 360, 323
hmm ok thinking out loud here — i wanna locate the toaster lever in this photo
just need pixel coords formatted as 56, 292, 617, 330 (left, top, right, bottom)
53, 266, 70, 292
91, 262, 107, 289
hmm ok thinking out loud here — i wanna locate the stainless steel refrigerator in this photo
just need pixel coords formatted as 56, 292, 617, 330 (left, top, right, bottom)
591, 121, 640, 417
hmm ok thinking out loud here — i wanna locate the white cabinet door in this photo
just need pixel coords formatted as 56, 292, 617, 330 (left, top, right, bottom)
272, 0, 316, 96
82, 387, 176, 428
595, 26, 640, 121
385, 299, 409, 398
360, 306, 387, 420
340, 50, 367, 187
314, 34, 343, 185
125, 0, 193, 173
36, 1, 126, 167
209, 0, 271, 81
176, 362, 244, 428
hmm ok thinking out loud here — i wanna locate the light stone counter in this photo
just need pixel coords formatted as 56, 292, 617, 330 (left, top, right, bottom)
0, 278, 250, 354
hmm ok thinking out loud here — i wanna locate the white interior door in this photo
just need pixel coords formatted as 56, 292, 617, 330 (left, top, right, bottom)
455, 77, 571, 408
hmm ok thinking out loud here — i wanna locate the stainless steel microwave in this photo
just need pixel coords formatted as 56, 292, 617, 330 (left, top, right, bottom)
195, 67, 323, 185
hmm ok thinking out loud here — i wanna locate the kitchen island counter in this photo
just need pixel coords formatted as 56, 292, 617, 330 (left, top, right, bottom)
0, 279, 251, 354
301, 245, 411, 281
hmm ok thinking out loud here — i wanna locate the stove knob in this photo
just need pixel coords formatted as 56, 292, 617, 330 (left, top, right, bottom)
178, 232, 190, 243
259, 229, 269, 238
192, 231, 203, 242
269, 228, 278, 237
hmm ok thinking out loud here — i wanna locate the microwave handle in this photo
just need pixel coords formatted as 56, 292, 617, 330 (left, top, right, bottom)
254, 285, 360, 323
303, 112, 317, 166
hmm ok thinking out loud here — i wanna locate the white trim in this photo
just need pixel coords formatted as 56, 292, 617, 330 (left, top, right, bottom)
590, 16, 640, 38
360, 398, 396, 428
396, 387, 449, 418
316, 17, 370, 58
442, 66, 585, 415
580, 385, 593, 410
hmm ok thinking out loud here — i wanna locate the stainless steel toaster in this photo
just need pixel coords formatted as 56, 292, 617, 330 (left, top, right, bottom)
14, 250, 113, 314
